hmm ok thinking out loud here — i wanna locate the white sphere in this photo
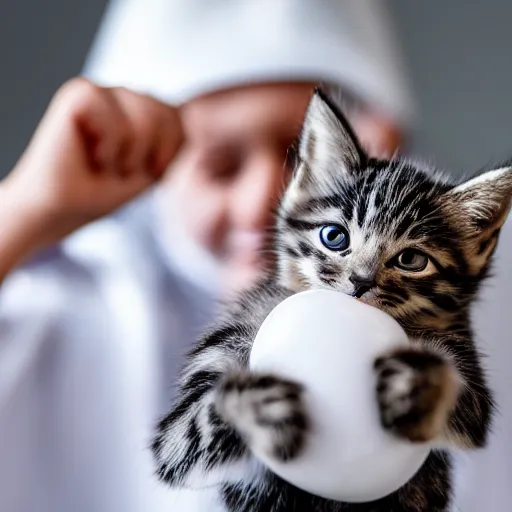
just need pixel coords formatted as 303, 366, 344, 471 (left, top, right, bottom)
249, 289, 431, 503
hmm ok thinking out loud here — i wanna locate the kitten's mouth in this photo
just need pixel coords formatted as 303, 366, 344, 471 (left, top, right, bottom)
343, 292, 367, 303
339, 288, 378, 306
351, 293, 377, 307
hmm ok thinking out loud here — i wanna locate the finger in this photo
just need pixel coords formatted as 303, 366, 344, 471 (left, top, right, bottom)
151, 102, 184, 179
53, 78, 129, 172
99, 88, 137, 177
101, 159, 155, 199
109, 87, 164, 178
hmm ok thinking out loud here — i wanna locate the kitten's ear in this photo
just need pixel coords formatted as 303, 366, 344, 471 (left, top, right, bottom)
445, 167, 512, 236
294, 87, 366, 191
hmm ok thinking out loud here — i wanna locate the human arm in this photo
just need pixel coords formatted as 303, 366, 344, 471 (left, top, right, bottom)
0, 78, 183, 282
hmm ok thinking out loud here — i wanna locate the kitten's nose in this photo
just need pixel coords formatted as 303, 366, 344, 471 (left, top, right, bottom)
349, 273, 375, 298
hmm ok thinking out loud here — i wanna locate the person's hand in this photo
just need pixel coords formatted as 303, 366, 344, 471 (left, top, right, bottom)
2, 77, 183, 250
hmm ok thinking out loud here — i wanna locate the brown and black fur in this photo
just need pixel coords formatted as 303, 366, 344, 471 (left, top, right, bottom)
152, 87, 511, 511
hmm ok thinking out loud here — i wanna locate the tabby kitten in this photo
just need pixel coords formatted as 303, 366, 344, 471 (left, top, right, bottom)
152, 88, 511, 511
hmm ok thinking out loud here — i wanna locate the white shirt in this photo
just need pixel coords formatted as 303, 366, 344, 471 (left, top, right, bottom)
0, 195, 223, 512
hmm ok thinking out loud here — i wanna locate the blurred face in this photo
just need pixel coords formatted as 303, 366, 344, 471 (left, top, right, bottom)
162, 82, 402, 294
163, 83, 315, 292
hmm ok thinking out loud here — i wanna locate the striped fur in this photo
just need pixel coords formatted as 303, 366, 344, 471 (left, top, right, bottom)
152, 87, 512, 511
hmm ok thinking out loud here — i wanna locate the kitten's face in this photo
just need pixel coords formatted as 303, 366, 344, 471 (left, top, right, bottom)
276, 89, 512, 331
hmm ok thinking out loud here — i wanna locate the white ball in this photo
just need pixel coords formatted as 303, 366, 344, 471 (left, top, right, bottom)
249, 289, 431, 503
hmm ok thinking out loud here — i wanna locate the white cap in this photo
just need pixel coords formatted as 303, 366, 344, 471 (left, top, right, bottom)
84, 0, 414, 125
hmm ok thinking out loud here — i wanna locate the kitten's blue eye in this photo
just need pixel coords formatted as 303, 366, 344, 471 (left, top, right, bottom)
319, 225, 349, 251
395, 249, 429, 272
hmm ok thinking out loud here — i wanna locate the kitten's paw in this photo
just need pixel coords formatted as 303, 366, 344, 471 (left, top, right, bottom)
214, 371, 309, 462
374, 348, 461, 442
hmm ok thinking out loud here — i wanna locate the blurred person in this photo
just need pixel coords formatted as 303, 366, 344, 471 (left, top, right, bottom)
84, 0, 411, 298
0, 1, 445, 511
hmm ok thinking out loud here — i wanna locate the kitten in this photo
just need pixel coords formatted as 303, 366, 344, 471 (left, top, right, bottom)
152, 87, 511, 511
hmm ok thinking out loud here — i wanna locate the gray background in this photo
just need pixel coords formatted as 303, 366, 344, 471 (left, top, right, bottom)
0, 0, 511, 177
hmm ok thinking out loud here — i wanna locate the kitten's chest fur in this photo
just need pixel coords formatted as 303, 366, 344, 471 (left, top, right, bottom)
219, 451, 450, 511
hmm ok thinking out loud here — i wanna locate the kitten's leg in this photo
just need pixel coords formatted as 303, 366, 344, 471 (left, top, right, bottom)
374, 342, 493, 448
214, 371, 309, 462
374, 348, 460, 442
152, 329, 309, 489
152, 340, 252, 488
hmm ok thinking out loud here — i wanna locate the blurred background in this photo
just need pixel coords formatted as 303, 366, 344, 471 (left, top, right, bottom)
1, 0, 512, 177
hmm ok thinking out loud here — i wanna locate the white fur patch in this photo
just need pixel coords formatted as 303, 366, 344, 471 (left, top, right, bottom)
449, 167, 511, 193
447, 167, 512, 223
